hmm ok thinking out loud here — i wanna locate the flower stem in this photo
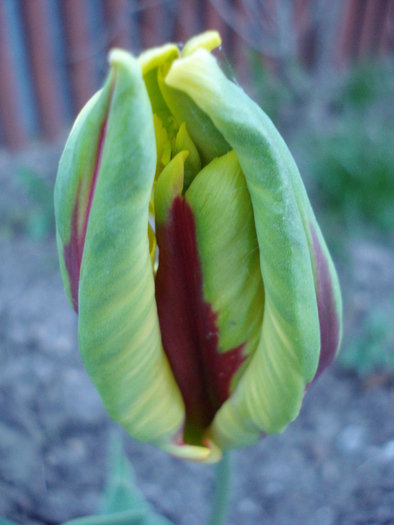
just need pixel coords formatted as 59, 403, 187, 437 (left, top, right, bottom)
208, 451, 232, 525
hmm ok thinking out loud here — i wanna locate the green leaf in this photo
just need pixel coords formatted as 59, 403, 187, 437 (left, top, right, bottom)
62, 433, 174, 525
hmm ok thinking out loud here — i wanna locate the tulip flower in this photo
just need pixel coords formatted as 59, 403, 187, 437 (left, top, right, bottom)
55, 31, 342, 463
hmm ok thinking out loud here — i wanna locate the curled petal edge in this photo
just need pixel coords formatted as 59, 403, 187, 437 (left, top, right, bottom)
165, 49, 342, 450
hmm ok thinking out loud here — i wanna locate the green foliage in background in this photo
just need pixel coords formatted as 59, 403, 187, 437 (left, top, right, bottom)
339, 303, 394, 378
251, 55, 394, 235
1, 167, 55, 240
251, 55, 394, 379
16, 167, 55, 240
310, 61, 394, 378
63, 433, 173, 525
249, 51, 305, 129
308, 60, 394, 233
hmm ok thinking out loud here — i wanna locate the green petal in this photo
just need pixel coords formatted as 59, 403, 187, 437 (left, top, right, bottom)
152, 114, 168, 177
182, 30, 222, 57
138, 43, 179, 76
165, 49, 334, 447
54, 78, 113, 309
139, 45, 179, 136
185, 150, 264, 369
157, 63, 230, 165
154, 150, 187, 225
173, 123, 201, 191
60, 49, 185, 448
143, 67, 175, 130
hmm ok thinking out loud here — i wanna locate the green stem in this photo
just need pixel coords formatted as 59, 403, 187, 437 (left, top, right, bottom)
208, 451, 232, 525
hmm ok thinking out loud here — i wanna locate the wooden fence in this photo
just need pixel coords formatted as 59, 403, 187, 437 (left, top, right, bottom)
0, 0, 393, 150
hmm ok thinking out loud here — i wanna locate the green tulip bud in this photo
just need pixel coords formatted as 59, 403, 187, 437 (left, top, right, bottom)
55, 32, 342, 463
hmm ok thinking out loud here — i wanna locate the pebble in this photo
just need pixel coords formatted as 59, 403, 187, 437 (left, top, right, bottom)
237, 497, 260, 516
263, 480, 285, 497
336, 424, 367, 453
380, 440, 394, 461
310, 506, 336, 525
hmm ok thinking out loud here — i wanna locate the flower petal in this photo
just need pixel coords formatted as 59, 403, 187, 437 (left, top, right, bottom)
173, 123, 201, 191
57, 49, 185, 449
55, 81, 113, 312
185, 150, 264, 366
155, 152, 249, 445
182, 30, 222, 57
158, 64, 230, 165
165, 49, 341, 448
154, 150, 187, 224
308, 224, 342, 382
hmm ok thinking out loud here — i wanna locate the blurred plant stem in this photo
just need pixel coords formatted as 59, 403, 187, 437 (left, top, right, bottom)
208, 452, 233, 525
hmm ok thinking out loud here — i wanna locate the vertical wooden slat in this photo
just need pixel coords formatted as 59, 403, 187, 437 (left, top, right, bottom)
294, 0, 318, 69
339, 0, 368, 63
360, 0, 390, 58
380, 0, 394, 56
103, 0, 132, 50
61, 0, 96, 114
204, 0, 229, 49
389, 0, 394, 52
293, 0, 309, 39
21, 0, 63, 138
294, 0, 308, 61
257, 0, 281, 72
231, 1, 251, 86
0, 2, 27, 149
337, 0, 354, 64
174, 0, 202, 43
375, 0, 391, 54
140, 2, 165, 49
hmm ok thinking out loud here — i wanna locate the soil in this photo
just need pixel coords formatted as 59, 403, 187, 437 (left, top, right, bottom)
0, 145, 393, 525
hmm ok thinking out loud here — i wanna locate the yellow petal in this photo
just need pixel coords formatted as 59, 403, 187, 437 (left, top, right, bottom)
182, 30, 222, 57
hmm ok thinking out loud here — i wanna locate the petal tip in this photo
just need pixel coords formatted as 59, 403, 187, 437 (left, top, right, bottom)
163, 438, 222, 464
182, 30, 222, 57
310, 224, 342, 382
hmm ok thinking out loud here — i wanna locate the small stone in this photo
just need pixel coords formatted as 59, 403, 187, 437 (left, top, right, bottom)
263, 480, 285, 497
0, 422, 41, 484
61, 367, 106, 424
237, 497, 259, 516
312, 506, 336, 525
182, 513, 200, 525
143, 482, 163, 501
336, 424, 367, 454
381, 440, 394, 461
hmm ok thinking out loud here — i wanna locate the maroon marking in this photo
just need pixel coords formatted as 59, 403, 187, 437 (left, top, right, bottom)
310, 225, 340, 383
63, 119, 107, 313
63, 194, 82, 313
155, 197, 246, 432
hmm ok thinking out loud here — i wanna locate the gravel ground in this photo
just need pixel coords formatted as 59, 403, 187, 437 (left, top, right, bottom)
0, 146, 393, 525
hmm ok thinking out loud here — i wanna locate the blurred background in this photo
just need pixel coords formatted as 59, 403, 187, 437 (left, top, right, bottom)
0, 0, 393, 149
0, 1, 393, 524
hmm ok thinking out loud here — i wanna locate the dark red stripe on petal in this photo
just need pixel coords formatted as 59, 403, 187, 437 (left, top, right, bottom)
155, 197, 246, 433
310, 225, 340, 382
63, 190, 82, 313
63, 119, 107, 313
